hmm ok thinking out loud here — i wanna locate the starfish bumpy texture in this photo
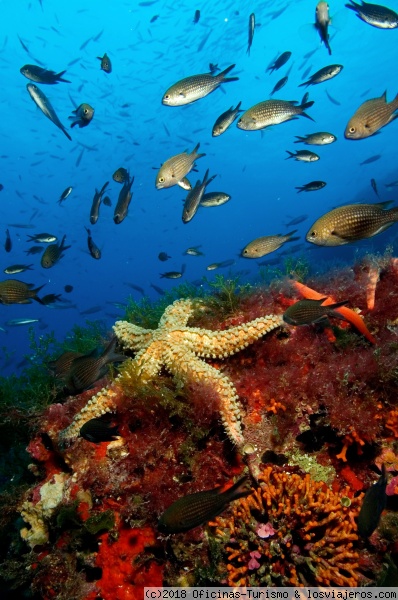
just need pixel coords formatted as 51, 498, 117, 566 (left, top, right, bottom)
58, 298, 282, 448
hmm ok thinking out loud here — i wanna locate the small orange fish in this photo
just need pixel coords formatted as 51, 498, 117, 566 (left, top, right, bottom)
292, 280, 376, 344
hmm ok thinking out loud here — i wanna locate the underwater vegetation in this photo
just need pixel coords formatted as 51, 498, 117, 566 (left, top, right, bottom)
0, 256, 398, 597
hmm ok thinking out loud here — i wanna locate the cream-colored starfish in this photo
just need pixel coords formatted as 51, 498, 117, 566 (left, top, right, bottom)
58, 298, 282, 449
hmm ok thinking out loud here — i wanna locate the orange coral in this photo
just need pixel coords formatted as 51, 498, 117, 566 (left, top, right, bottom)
386, 409, 398, 438
210, 466, 365, 587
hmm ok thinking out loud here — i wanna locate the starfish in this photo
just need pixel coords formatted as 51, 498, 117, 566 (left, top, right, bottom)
58, 298, 282, 449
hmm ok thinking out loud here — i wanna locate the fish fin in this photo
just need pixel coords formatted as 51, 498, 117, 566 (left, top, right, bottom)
295, 186, 304, 193
63, 127, 72, 141
293, 136, 304, 143
285, 151, 295, 159
216, 64, 236, 80
222, 475, 251, 501
235, 101, 242, 111
298, 80, 310, 88
301, 112, 315, 122
101, 336, 127, 365
381, 90, 387, 102
387, 112, 398, 125
33, 283, 46, 304
56, 70, 71, 83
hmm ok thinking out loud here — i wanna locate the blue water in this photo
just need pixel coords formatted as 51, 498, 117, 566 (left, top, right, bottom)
1, 0, 398, 375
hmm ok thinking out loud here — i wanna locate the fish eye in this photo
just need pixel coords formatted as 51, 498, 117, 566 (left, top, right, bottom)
84, 108, 89, 114
159, 177, 164, 182
349, 126, 356, 133
164, 94, 170, 100
310, 231, 317, 238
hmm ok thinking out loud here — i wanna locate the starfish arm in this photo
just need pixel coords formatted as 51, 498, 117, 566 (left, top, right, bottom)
113, 320, 154, 351
163, 347, 245, 448
134, 345, 164, 380
158, 298, 194, 329
182, 314, 283, 358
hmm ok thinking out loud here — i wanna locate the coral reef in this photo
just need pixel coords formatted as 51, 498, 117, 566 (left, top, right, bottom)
1, 256, 398, 597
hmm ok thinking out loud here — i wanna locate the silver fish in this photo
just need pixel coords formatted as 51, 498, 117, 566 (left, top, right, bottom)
294, 131, 336, 145
114, 176, 134, 224
286, 150, 320, 162
26, 83, 72, 141
212, 102, 242, 136
182, 170, 216, 224
90, 181, 109, 225
346, 0, 398, 28
200, 192, 231, 207
162, 64, 238, 106
315, 1, 332, 55
156, 143, 205, 189
299, 64, 343, 87
237, 99, 314, 131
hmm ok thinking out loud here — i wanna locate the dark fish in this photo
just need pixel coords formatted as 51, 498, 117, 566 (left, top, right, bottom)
247, 13, 255, 55
41, 235, 71, 268
4, 229, 12, 253
0, 184, 3, 192
286, 150, 320, 162
41, 293, 63, 305
283, 298, 349, 326
79, 36, 92, 50
267, 51, 291, 73
237, 99, 314, 131
299, 64, 343, 87
26, 83, 72, 141
27, 233, 57, 243
114, 176, 134, 224
206, 259, 235, 270
285, 214, 308, 227
90, 181, 109, 225
0, 279, 45, 305
158, 252, 171, 261
80, 418, 119, 443
360, 154, 381, 165
315, 1, 332, 55
162, 65, 239, 106
184, 246, 203, 256
301, 92, 310, 104
345, 0, 398, 28
193, 9, 200, 23
182, 169, 216, 224
65, 337, 126, 394
58, 186, 73, 204
197, 30, 212, 52
64, 284, 73, 293
357, 465, 388, 538
271, 76, 288, 96
103, 196, 112, 207
296, 180, 326, 192
325, 89, 341, 105
85, 227, 101, 259
212, 101, 242, 137
150, 283, 165, 295
345, 91, 398, 139
209, 63, 219, 74
113, 167, 129, 183
160, 270, 184, 279
371, 178, 379, 197
69, 103, 94, 128
97, 53, 112, 73
24, 245, 44, 255
294, 131, 337, 145
306, 200, 398, 245
150, 15, 159, 23
158, 475, 250, 534
20, 64, 71, 84
4, 264, 33, 275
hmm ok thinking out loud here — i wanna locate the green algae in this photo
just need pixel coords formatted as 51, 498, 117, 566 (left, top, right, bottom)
289, 448, 335, 484
84, 510, 115, 535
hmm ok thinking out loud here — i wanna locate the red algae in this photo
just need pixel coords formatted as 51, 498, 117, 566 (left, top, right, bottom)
7, 257, 398, 595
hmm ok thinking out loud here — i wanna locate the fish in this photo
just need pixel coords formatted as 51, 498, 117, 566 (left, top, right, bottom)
47, 350, 87, 377
200, 192, 231, 207
0, 184, 3, 192
26, 83, 72, 141
371, 178, 379, 197
212, 102, 242, 137
296, 180, 326, 192
0, 279, 45, 305
283, 298, 350, 326
182, 170, 216, 224
20, 64, 70, 84
27, 233, 58, 243
5, 318, 40, 326
114, 176, 134, 224
345, 0, 398, 28
4, 264, 33, 275
68, 103, 94, 128
285, 214, 308, 227
315, 1, 332, 55
385, 179, 398, 188
193, 9, 200, 23
124, 282, 145, 295
97, 52, 112, 73
64, 285, 73, 293
41, 235, 71, 268
158, 252, 171, 261
177, 177, 191, 191
360, 154, 381, 165
85, 227, 101, 259
294, 131, 337, 145
80, 418, 119, 443
158, 475, 250, 534
184, 247, 203, 256
267, 51, 291, 73
150, 15, 159, 23
325, 89, 341, 105
90, 181, 109, 225
247, 13, 255, 55
286, 150, 320, 162
345, 91, 398, 139
58, 186, 73, 204
150, 283, 165, 295
270, 76, 288, 96
103, 196, 112, 207
41, 293, 63, 306
206, 259, 235, 271
4, 229, 11, 253
113, 167, 129, 183
156, 143, 205, 190
299, 64, 343, 87
237, 99, 314, 131
242, 230, 298, 258
160, 270, 184, 279
306, 201, 398, 246
357, 465, 388, 537
162, 64, 238, 106
24, 245, 44, 255
64, 337, 126, 394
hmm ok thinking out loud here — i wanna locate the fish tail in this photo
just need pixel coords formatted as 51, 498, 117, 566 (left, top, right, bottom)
285, 151, 295, 159
298, 81, 310, 88
192, 142, 206, 160
101, 336, 127, 365
235, 101, 242, 111
60, 235, 72, 253
295, 186, 305, 193
62, 127, 72, 140
286, 229, 299, 241
345, 0, 360, 10
56, 70, 71, 83
300, 100, 315, 121
223, 475, 251, 501
33, 283, 46, 304
293, 136, 304, 143
217, 64, 238, 83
